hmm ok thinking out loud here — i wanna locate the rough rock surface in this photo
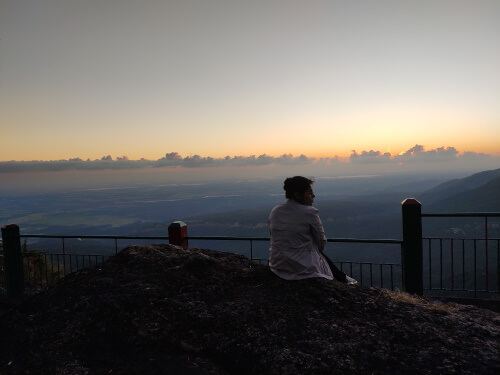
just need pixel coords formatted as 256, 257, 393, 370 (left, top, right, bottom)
0, 244, 498, 375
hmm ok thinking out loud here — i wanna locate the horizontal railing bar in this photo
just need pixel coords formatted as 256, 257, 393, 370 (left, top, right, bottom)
190, 236, 402, 244
19, 235, 170, 240
188, 236, 268, 241
328, 238, 402, 244
337, 261, 402, 266
22, 253, 109, 257
422, 213, 500, 217
18, 234, 403, 244
423, 237, 500, 240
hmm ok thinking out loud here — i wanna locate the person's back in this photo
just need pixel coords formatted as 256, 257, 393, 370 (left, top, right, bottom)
269, 198, 332, 280
268, 176, 357, 285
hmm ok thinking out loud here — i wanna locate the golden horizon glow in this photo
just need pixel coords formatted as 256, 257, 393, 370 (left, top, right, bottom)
2, 140, 500, 163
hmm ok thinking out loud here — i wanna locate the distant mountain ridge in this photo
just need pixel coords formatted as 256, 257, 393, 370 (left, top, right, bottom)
422, 176, 500, 212
175, 168, 500, 260
418, 168, 500, 211
182, 168, 500, 235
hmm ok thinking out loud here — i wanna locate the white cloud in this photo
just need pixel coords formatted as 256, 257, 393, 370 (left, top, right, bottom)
393, 145, 459, 162
350, 150, 392, 163
0, 146, 497, 173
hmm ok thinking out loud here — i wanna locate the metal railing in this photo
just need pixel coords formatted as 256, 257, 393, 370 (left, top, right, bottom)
7, 234, 403, 293
422, 213, 500, 299
1, 203, 498, 300
16, 234, 173, 292
328, 238, 403, 290
1, 230, 495, 299
423, 238, 499, 295
188, 235, 404, 290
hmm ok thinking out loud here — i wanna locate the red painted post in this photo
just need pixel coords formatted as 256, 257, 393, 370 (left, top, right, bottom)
168, 221, 188, 248
402, 199, 423, 295
1, 224, 25, 297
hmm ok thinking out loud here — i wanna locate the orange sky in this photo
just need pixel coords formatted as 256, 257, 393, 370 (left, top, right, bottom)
1, 1, 499, 162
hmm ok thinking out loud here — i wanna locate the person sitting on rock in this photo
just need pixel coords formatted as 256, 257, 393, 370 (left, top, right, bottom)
268, 175, 357, 284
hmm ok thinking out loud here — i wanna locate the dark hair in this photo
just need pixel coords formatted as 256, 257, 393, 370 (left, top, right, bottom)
283, 176, 314, 199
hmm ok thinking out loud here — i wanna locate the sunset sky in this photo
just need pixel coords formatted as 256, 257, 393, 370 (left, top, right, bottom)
1, 0, 499, 162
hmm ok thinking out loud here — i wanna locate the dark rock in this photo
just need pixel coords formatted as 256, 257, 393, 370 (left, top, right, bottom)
0, 244, 498, 374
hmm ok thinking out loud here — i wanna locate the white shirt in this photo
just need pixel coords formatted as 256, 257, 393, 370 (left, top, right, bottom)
268, 199, 333, 280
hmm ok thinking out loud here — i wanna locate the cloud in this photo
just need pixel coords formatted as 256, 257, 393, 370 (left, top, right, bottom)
458, 151, 491, 160
0, 159, 153, 173
180, 155, 217, 168
0, 146, 496, 173
0, 153, 318, 172
349, 145, 494, 164
350, 150, 392, 163
277, 154, 311, 165
163, 152, 182, 160
393, 145, 459, 162
152, 153, 314, 168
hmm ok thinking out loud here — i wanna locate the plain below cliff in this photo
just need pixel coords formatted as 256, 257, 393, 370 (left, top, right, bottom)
0, 244, 498, 375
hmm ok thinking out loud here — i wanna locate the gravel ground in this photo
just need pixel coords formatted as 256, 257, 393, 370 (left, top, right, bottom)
0, 244, 498, 375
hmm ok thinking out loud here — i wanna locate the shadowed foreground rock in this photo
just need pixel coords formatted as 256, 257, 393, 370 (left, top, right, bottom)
0, 244, 498, 374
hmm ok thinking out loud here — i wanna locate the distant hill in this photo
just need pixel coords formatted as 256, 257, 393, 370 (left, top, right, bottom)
424, 176, 500, 212
180, 168, 500, 240
417, 168, 500, 207
173, 168, 500, 261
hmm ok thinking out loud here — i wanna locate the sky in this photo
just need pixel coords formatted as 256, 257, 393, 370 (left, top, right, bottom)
1, 0, 499, 163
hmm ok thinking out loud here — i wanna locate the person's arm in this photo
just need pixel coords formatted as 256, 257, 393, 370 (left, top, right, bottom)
309, 208, 327, 252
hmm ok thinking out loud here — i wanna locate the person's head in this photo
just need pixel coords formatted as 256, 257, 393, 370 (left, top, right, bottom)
283, 176, 315, 206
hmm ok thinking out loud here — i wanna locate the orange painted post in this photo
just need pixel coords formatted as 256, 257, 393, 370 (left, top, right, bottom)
168, 221, 188, 248
1, 224, 25, 297
402, 199, 423, 295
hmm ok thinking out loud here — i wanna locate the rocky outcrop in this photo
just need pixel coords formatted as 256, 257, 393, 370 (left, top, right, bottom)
0, 244, 498, 374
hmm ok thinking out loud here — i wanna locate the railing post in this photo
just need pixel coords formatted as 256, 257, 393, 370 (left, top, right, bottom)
168, 221, 188, 248
1, 224, 25, 297
401, 199, 423, 295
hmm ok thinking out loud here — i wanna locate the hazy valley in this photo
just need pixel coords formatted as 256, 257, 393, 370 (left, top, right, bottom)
1, 168, 499, 262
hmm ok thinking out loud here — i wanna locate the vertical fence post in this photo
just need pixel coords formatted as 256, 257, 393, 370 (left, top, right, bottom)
402, 199, 423, 295
1, 224, 25, 297
168, 221, 188, 248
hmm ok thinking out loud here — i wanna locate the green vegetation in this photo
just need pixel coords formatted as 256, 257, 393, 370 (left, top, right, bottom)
0, 240, 65, 292
22, 242, 66, 289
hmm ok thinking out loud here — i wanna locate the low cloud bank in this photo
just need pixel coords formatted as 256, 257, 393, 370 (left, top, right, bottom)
350, 145, 493, 164
0, 145, 496, 173
0, 153, 323, 172
156, 153, 315, 168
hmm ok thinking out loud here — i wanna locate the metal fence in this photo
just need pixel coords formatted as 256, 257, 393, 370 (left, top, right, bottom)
422, 213, 500, 299
423, 238, 499, 297
1, 203, 499, 300
2, 234, 403, 294
187, 236, 404, 290
20, 250, 111, 291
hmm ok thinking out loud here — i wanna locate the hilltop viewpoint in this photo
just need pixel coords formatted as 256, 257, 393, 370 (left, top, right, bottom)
0, 244, 498, 374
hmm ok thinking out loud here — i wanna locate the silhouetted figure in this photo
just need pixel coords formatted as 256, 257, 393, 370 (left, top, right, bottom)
269, 176, 357, 284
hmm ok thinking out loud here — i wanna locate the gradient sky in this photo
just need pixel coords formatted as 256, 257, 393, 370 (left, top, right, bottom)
1, 0, 499, 162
